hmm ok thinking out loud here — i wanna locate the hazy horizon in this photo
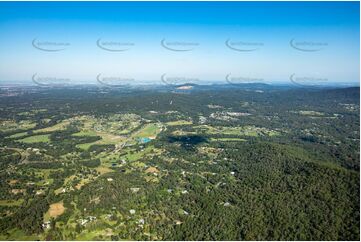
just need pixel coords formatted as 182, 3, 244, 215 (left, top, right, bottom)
0, 1, 359, 86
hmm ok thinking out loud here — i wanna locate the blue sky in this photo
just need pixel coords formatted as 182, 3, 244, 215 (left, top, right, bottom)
0, 1, 359, 85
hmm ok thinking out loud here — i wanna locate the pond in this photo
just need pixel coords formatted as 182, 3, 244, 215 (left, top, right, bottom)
138, 137, 151, 143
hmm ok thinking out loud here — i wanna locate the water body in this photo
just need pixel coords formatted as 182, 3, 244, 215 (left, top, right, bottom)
139, 137, 151, 143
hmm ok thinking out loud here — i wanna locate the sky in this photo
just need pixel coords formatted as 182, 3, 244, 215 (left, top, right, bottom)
0, 1, 359, 86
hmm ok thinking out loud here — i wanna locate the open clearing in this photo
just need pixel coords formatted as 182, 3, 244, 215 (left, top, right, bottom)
0, 199, 24, 206
166, 120, 193, 126
195, 125, 279, 137
132, 123, 162, 139
18, 134, 50, 143
9, 132, 28, 138
33, 120, 70, 134
298, 110, 324, 116
44, 201, 65, 221
211, 138, 247, 142
0, 120, 36, 132
72, 130, 98, 137
95, 166, 114, 175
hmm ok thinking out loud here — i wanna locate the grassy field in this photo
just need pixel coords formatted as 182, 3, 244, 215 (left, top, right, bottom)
0, 199, 24, 206
298, 110, 324, 116
166, 120, 193, 126
0, 228, 40, 241
33, 120, 70, 134
133, 123, 162, 139
76, 142, 96, 151
76, 131, 124, 150
74, 119, 128, 150
72, 130, 98, 137
33, 168, 61, 180
18, 109, 47, 116
210, 138, 247, 142
194, 125, 279, 137
76, 122, 163, 151
18, 134, 50, 143
125, 145, 158, 162
69, 117, 162, 151
9, 132, 28, 138
95, 166, 114, 175
0, 120, 36, 132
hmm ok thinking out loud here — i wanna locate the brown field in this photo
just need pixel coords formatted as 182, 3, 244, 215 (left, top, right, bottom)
145, 167, 159, 173
96, 166, 113, 175
47, 202, 65, 218
8, 180, 18, 185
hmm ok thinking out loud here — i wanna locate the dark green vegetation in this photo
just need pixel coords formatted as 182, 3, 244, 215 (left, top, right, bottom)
0, 85, 359, 240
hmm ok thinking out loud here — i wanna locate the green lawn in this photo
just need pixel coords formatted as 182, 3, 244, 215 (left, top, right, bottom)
133, 123, 161, 138
33, 120, 70, 134
18, 134, 50, 143
0, 199, 24, 206
9, 132, 28, 138
76, 142, 96, 150
124, 145, 157, 162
